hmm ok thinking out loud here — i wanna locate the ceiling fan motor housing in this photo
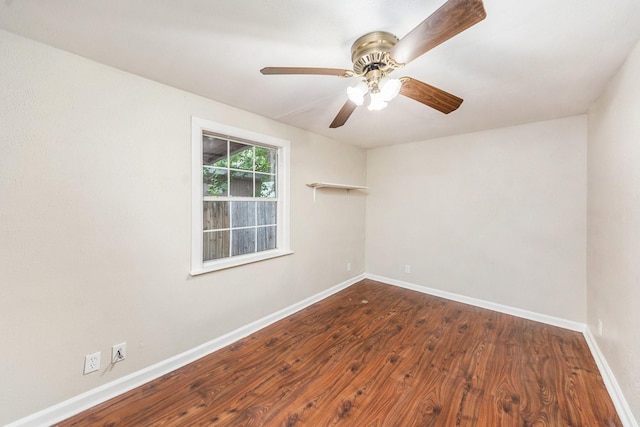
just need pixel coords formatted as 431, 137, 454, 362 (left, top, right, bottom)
350, 31, 399, 76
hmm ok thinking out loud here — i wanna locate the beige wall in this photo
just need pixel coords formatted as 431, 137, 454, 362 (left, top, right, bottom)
4, 23, 640, 425
588, 39, 640, 420
0, 30, 366, 424
366, 116, 587, 322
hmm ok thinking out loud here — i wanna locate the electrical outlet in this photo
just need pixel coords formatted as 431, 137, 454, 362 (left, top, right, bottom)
347, 262, 352, 272
405, 265, 411, 274
84, 351, 101, 374
112, 342, 126, 364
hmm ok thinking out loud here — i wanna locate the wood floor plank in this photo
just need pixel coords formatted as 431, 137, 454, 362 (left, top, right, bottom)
56, 279, 621, 426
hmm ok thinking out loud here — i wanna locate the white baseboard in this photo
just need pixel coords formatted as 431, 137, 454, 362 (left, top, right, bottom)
10, 272, 637, 427
365, 273, 585, 332
583, 328, 638, 427
367, 273, 637, 427
8, 274, 365, 427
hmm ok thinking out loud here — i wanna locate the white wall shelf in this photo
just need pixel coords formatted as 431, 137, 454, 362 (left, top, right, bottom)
306, 182, 368, 202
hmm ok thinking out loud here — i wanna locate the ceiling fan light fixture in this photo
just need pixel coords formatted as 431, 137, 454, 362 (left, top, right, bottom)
347, 82, 368, 106
368, 92, 388, 111
379, 77, 402, 102
260, 0, 487, 128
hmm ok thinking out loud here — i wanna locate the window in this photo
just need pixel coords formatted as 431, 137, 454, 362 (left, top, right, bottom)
191, 117, 291, 274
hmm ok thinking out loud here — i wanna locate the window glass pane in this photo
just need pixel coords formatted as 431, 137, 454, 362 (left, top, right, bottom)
229, 171, 253, 197
203, 201, 229, 230
203, 167, 228, 196
257, 226, 277, 252
229, 142, 253, 170
203, 136, 228, 167
257, 201, 276, 226
232, 201, 256, 228
232, 229, 256, 256
255, 147, 277, 174
203, 230, 229, 261
255, 173, 276, 198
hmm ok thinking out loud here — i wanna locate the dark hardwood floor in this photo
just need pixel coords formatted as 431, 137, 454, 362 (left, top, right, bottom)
57, 279, 620, 426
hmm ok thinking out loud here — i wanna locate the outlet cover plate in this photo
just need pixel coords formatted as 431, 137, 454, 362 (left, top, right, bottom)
84, 351, 101, 374
112, 342, 126, 363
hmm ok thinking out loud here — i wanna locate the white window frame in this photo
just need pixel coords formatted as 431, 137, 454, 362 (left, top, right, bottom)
190, 117, 292, 275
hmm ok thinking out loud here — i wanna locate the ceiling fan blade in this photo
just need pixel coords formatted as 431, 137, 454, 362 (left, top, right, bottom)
400, 77, 463, 114
389, 0, 486, 65
260, 67, 354, 78
329, 100, 358, 128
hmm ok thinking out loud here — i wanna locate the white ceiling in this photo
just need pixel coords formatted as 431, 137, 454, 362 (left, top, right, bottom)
1, 0, 639, 148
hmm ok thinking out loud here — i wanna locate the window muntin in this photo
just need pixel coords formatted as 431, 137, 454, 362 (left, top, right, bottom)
191, 118, 291, 274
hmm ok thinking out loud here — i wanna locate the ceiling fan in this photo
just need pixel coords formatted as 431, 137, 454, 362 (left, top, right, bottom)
260, 0, 486, 128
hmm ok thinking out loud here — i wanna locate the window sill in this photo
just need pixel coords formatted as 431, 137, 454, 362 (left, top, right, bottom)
190, 249, 294, 276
